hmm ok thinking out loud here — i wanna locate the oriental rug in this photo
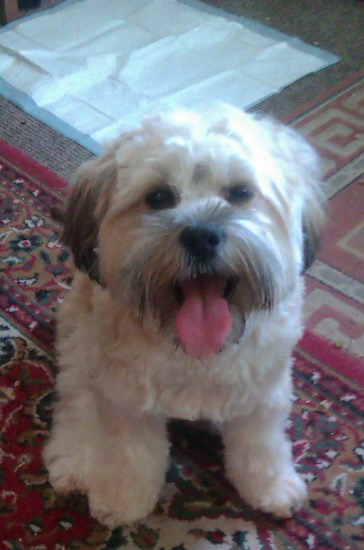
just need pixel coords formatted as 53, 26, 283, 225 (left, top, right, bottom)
0, 73, 363, 549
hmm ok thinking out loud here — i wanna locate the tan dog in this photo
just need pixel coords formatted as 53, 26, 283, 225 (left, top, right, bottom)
44, 105, 324, 528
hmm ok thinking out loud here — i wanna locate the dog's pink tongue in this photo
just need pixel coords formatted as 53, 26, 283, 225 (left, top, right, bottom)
175, 277, 232, 359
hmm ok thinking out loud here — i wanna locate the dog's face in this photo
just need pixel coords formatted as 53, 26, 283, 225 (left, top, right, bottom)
62, 105, 324, 359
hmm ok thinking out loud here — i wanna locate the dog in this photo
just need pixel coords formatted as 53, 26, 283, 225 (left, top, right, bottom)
43, 104, 324, 528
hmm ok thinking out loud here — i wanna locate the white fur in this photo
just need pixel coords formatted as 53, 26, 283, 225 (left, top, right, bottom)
44, 105, 323, 527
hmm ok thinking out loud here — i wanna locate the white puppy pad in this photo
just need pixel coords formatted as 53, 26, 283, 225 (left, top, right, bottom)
0, 0, 338, 152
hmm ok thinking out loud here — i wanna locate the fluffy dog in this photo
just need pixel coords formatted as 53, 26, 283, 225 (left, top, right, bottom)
44, 104, 324, 527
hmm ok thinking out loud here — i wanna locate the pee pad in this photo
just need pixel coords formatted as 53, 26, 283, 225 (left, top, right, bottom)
0, 0, 339, 153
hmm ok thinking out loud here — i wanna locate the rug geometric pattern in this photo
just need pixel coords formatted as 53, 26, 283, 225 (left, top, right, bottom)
292, 74, 364, 359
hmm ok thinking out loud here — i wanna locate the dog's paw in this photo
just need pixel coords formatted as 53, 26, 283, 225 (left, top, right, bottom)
250, 471, 307, 518
88, 483, 158, 528
48, 470, 79, 495
44, 453, 84, 495
43, 438, 86, 496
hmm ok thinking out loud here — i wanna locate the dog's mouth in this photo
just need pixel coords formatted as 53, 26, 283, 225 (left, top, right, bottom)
172, 275, 238, 360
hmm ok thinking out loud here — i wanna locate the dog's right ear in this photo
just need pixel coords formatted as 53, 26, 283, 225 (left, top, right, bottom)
62, 154, 117, 282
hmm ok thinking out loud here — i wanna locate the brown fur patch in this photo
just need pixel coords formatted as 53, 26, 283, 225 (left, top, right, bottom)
62, 156, 117, 282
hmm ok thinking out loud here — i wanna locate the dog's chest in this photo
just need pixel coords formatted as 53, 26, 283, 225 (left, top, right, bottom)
95, 344, 273, 422
82, 282, 302, 422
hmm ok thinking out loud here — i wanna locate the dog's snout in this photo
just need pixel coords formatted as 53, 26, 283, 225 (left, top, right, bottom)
180, 223, 225, 261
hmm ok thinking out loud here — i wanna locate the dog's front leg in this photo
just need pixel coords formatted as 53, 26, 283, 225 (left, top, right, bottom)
44, 389, 169, 528
89, 402, 169, 527
222, 394, 307, 518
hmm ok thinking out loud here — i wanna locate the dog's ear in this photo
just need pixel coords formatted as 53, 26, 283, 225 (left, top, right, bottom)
62, 154, 117, 282
292, 135, 325, 273
301, 205, 323, 272
262, 119, 325, 272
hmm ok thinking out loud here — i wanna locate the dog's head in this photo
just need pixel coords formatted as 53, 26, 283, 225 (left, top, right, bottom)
62, 105, 324, 359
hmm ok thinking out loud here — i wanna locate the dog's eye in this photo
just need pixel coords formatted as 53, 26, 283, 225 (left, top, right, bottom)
224, 184, 254, 204
145, 186, 177, 210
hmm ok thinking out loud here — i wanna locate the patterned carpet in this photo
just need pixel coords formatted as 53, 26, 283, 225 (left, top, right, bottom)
288, 72, 364, 359
0, 73, 363, 549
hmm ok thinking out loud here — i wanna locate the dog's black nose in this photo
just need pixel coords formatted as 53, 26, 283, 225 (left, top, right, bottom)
180, 223, 225, 261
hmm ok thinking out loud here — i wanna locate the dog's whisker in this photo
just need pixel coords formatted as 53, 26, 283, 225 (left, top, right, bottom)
138, 292, 146, 327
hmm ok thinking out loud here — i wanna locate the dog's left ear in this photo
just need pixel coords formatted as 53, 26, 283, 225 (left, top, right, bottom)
301, 204, 323, 272
62, 153, 117, 282
266, 120, 325, 272
296, 138, 325, 272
